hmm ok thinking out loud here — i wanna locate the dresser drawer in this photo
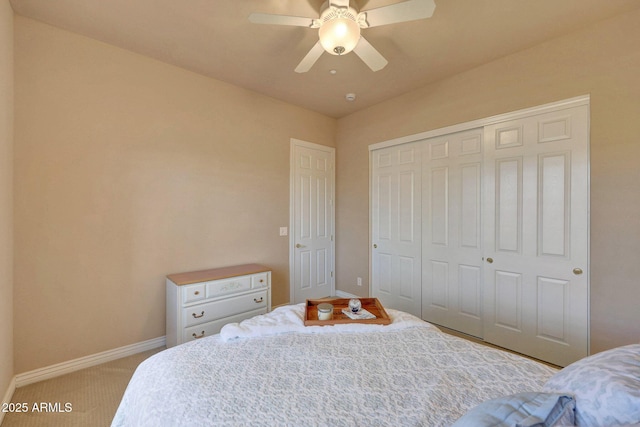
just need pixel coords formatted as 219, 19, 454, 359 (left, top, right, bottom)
182, 283, 206, 303
183, 290, 268, 327
252, 272, 269, 289
206, 275, 251, 299
183, 307, 267, 343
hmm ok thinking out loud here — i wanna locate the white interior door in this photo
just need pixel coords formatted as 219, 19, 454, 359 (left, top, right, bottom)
483, 105, 589, 367
290, 139, 335, 303
422, 129, 484, 338
371, 142, 421, 317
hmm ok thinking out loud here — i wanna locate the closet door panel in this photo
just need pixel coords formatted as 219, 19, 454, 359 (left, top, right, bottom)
422, 129, 484, 338
399, 171, 417, 242
537, 276, 569, 344
483, 104, 589, 367
460, 163, 481, 249
539, 153, 569, 257
459, 264, 482, 319
494, 270, 522, 331
429, 167, 449, 246
399, 256, 417, 299
371, 142, 422, 317
495, 157, 522, 253
430, 260, 449, 309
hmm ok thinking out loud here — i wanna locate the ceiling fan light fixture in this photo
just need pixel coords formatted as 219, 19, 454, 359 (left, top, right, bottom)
249, 0, 436, 73
318, 10, 361, 55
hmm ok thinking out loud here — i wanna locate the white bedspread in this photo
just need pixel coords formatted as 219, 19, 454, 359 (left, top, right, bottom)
112, 305, 557, 427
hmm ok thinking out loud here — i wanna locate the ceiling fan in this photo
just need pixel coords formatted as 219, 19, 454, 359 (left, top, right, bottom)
249, 0, 436, 73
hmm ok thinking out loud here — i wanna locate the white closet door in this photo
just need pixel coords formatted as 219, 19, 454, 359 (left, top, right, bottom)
483, 105, 589, 367
371, 142, 422, 317
422, 129, 484, 337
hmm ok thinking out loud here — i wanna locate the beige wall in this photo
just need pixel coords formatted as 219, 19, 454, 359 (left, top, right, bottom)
336, 10, 640, 354
0, 0, 14, 398
11, 5, 640, 374
14, 17, 335, 373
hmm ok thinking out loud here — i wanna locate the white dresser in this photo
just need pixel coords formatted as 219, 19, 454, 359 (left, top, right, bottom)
166, 263, 271, 347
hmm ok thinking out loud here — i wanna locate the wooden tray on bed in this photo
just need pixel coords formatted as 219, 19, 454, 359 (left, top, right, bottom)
304, 298, 391, 326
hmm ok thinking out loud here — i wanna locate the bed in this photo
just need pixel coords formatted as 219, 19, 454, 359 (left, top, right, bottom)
112, 304, 640, 427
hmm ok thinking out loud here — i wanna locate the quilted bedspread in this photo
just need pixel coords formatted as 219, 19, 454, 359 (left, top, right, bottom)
112, 305, 557, 427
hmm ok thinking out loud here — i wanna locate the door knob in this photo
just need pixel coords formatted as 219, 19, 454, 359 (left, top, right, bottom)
486, 257, 493, 264
373, 244, 377, 249
295, 243, 303, 248
573, 268, 583, 275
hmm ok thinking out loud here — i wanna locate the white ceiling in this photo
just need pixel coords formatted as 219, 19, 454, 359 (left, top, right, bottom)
9, 0, 640, 118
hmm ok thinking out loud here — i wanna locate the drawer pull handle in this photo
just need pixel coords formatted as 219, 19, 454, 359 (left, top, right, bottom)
192, 331, 205, 339
254, 297, 264, 303
194, 291, 200, 296
192, 311, 205, 319
259, 279, 264, 283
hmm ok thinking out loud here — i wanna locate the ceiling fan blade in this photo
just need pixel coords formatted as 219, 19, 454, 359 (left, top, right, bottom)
295, 41, 325, 73
353, 36, 388, 72
248, 13, 316, 28
360, 0, 436, 28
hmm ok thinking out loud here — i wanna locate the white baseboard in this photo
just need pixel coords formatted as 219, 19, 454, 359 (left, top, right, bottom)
335, 290, 360, 298
0, 375, 16, 425
15, 336, 166, 388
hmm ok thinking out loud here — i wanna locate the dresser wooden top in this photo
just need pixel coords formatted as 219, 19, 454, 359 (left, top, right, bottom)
167, 263, 270, 286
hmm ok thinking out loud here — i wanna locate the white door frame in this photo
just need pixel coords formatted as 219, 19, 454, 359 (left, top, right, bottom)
289, 139, 336, 303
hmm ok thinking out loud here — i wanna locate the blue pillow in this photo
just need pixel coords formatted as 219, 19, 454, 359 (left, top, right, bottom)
542, 344, 640, 427
452, 392, 575, 427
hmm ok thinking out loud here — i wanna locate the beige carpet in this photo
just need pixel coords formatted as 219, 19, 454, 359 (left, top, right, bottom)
2, 347, 164, 427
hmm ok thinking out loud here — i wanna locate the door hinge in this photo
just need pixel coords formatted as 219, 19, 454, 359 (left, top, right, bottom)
331, 271, 334, 278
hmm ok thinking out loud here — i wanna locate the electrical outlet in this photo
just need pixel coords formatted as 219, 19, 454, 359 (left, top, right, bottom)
357, 277, 362, 286
279, 227, 288, 236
